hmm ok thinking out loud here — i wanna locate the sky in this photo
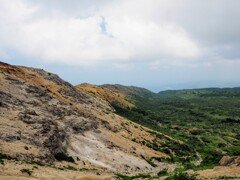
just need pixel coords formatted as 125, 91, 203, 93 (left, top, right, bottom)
0, 0, 240, 92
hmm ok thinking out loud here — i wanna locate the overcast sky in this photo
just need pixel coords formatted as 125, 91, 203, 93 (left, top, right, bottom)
0, 0, 240, 91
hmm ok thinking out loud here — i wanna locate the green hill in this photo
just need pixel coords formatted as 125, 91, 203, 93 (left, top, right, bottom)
108, 86, 240, 169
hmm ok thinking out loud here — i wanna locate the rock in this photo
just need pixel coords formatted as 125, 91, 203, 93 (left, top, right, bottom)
0, 101, 6, 107
25, 109, 38, 116
68, 118, 99, 133
0, 134, 19, 142
43, 124, 67, 156
25, 85, 52, 101
4, 75, 24, 85
0, 90, 23, 107
219, 156, 240, 166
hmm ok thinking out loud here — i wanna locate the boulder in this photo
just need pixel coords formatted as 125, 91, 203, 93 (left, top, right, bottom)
219, 156, 240, 166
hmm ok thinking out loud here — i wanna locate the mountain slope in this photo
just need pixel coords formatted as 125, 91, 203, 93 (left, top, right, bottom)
100, 84, 154, 98
76, 83, 134, 109
0, 62, 178, 179
97, 84, 240, 169
77, 83, 240, 178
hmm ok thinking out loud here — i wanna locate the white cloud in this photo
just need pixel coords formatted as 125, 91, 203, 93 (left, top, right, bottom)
106, 19, 200, 58
0, 0, 201, 66
18, 16, 131, 65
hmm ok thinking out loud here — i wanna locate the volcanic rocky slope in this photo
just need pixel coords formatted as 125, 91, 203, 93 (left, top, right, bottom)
75, 83, 134, 110
0, 61, 177, 176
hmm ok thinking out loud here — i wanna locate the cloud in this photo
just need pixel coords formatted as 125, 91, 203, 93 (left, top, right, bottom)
0, 0, 240, 68
0, 0, 201, 66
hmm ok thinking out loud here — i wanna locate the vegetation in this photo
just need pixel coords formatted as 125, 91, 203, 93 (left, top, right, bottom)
28, 160, 44, 166
20, 168, 32, 176
61, 165, 96, 172
0, 152, 14, 164
116, 173, 152, 180
217, 176, 240, 179
141, 155, 157, 167
157, 168, 168, 176
166, 172, 197, 180
112, 87, 240, 168
54, 152, 75, 163
64, 165, 78, 171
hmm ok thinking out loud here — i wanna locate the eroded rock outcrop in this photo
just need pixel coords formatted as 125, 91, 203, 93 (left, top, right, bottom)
219, 156, 240, 166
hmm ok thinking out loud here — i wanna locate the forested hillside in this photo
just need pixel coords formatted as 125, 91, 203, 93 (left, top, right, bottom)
109, 86, 240, 170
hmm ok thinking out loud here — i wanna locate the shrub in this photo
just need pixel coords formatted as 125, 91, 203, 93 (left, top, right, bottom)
64, 165, 78, 171
141, 155, 157, 167
184, 162, 196, 170
166, 172, 197, 180
224, 146, 240, 156
145, 158, 157, 167
0, 152, 14, 164
115, 173, 152, 180
32, 166, 38, 169
133, 173, 152, 179
201, 148, 223, 166
157, 168, 168, 176
29, 160, 44, 166
115, 173, 131, 180
54, 152, 75, 163
0, 153, 12, 160
20, 168, 32, 176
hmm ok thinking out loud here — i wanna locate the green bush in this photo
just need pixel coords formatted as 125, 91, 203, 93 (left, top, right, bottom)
157, 168, 168, 176
201, 148, 223, 166
224, 146, 240, 156
0, 152, 14, 164
184, 162, 196, 170
64, 165, 78, 171
115, 173, 152, 180
29, 160, 44, 166
0, 152, 13, 160
141, 155, 157, 167
166, 172, 197, 180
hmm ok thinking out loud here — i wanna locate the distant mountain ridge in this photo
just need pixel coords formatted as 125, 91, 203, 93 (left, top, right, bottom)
101, 84, 154, 97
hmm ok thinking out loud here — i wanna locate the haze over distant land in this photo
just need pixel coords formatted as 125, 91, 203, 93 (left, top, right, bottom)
0, 0, 240, 91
